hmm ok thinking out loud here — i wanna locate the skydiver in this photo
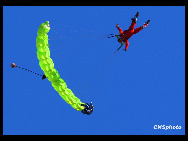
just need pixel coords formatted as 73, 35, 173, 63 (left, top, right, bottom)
81, 102, 94, 115
116, 12, 150, 51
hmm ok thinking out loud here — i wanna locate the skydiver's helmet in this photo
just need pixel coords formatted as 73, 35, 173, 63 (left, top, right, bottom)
117, 38, 124, 46
81, 102, 94, 115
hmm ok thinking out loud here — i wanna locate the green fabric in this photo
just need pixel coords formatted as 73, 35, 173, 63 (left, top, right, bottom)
36, 21, 85, 111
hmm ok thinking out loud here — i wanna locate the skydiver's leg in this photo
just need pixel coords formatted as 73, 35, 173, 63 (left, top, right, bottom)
128, 22, 136, 30
133, 26, 143, 34
129, 12, 139, 30
133, 20, 150, 34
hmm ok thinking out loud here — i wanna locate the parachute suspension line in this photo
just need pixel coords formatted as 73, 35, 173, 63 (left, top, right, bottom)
50, 28, 67, 40
11, 63, 46, 80
52, 24, 108, 41
57, 24, 104, 37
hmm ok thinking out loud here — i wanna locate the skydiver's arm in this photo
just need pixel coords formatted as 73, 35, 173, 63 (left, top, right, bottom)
125, 40, 129, 50
116, 24, 123, 34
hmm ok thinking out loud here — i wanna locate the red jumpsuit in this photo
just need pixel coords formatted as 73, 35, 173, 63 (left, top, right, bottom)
117, 22, 148, 50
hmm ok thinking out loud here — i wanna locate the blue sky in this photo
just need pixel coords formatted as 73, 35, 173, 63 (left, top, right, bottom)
3, 6, 185, 135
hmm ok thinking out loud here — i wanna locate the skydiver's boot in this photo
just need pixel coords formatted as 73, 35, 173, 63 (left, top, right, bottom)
146, 20, 150, 25
131, 12, 139, 23
135, 12, 139, 18
142, 20, 150, 29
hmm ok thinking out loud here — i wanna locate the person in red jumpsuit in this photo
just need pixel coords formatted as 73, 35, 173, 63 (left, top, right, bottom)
116, 12, 150, 51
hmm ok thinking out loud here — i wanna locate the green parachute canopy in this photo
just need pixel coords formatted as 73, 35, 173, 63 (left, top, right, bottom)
36, 21, 85, 111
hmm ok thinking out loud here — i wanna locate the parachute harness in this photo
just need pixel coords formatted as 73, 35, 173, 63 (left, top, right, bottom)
107, 34, 126, 52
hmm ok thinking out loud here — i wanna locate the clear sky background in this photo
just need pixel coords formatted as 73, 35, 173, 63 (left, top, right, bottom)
3, 6, 185, 135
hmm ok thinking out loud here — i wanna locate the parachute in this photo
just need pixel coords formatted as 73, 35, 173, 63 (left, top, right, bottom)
36, 21, 86, 111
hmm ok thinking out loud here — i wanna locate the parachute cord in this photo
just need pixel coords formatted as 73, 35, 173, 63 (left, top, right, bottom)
50, 28, 67, 40
11, 63, 46, 80
51, 24, 108, 41
17, 66, 43, 76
